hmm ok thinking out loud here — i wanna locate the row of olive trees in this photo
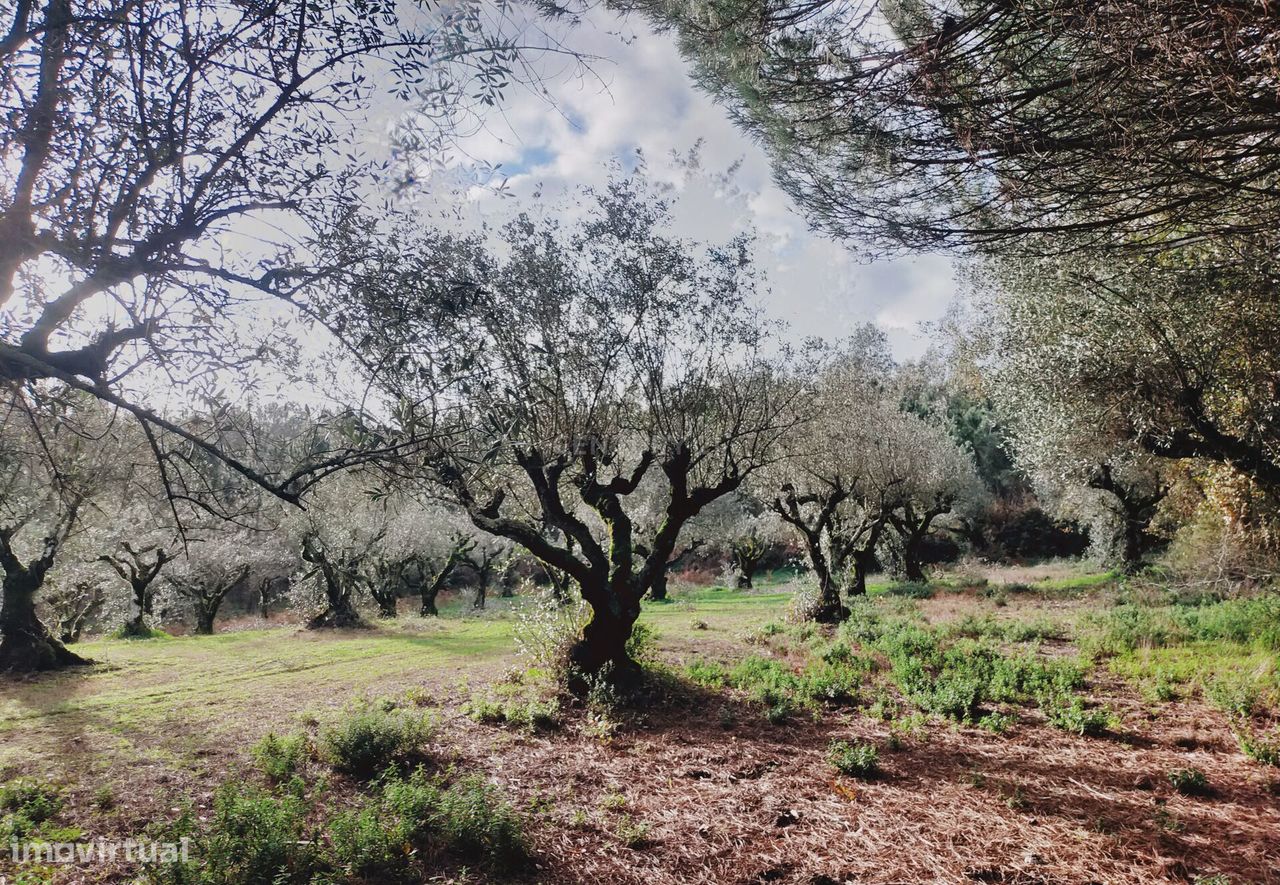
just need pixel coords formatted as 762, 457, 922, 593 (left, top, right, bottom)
2, 176, 985, 683
1, 394, 535, 660
0, 0, 593, 669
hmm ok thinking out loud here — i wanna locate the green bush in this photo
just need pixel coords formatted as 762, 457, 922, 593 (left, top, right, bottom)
765, 699, 793, 724
432, 774, 526, 867
320, 704, 432, 776
463, 692, 561, 731
0, 779, 62, 842
730, 657, 798, 707
328, 804, 404, 880
827, 740, 879, 778
1204, 675, 1261, 718
158, 783, 315, 885
0, 778, 61, 823
335, 768, 525, 872
977, 711, 1015, 733
686, 659, 729, 688
1168, 767, 1209, 795
251, 733, 308, 782
1041, 693, 1112, 736
1235, 726, 1280, 766
625, 622, 659, 664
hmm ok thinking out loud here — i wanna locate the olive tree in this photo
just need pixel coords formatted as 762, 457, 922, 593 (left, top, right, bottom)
464, 536, 515, 610
764, 339, 973, 616
344, 177, 805, 685
979, 242, 1280, 500
688, 492, 787, 589
0, 391, 153, 669
100, 538, 177, 638
0, 0, 584, 546
168, 525, 295, 634
884, 416, 986, 583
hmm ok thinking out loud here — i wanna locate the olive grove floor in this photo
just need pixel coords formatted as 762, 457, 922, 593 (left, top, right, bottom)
1, 569, 1277, 884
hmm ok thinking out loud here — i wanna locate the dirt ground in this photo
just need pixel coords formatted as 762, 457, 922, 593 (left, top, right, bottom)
2, 577, 1278, 884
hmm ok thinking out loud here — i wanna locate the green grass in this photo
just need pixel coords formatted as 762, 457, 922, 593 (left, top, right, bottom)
1081, 595, 1280, 713
1033, 571, 1119, 592
0, 586, 792, 777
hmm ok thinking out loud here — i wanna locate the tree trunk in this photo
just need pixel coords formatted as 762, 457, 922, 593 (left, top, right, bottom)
0, 572, 89, 672
194, 607, 216, 636
799, 533, 848, 623
648, 567, 668, 601
309, 572, 364, 629
374, 591, 398, 618
849, 552, 874, 597
309, 595, 363, 628
731, 538, 763, 589
473, 582, 487, 609
420, 590, 440, 617
1119, 512, 1147, 573
567, 592, 642, 690
902, 532, 927, 583
119, 583, 155, 637
812, 571, 850, 623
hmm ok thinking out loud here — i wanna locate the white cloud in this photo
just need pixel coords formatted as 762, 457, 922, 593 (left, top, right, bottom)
431, 6, 956, 361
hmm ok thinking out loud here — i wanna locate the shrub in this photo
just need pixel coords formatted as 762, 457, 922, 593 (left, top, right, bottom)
0, 779, 62, 842
433, 774, 527, 867
513, 589, 590, 676
0, 779, 61, 823
1235, 727, 1280, 766
463, 692, 560, 731
729, 657, 798, 707
785, 579, 825, 622
615, 815, 651, 848
977, 711, 1015, 733
796, 659, 865, 704
163, 783, 314, 885
251, 733, 308, 782
1204, 675, 1261, 718
625, 621, 659, 665
1083, 606, 1181, 656
686, 659, 729, 688
1168, 767, 1209, 795
327, 805, 403, 881
765, 699, 793, 724
320, 704, 432, 776
827, 740, 879, 778
1041, 693, 1112, 736
323, 769, 527, 879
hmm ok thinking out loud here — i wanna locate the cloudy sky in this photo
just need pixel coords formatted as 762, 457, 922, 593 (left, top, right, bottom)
430, 5, 957, 359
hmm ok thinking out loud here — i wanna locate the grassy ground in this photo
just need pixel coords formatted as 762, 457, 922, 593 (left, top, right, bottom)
2, 567, 1279, 884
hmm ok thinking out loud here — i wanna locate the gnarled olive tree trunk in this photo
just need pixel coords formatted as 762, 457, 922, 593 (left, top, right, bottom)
101, 543, 175, 638
417, 536, 474, 617
1087, 463, 1168, 573
450, 444, 741, 690
772, 484, 850, 623
730, 533, 765, 589
302, 535, 364, 629
0, 516, 89, 672
889, 497, 952, 585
